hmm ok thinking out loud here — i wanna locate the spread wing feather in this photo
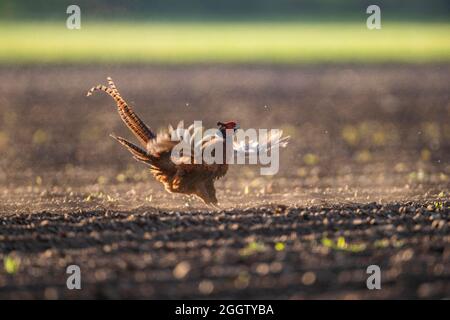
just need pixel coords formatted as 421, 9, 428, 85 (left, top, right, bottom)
233, 130, 290, 158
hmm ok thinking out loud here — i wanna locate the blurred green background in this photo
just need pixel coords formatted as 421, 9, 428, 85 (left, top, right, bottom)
0, 0, 449, 63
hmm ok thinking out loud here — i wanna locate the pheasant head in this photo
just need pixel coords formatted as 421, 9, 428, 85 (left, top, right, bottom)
217, 121, 239, 136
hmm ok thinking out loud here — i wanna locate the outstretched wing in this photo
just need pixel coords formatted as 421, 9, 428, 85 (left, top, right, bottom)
233, 130, 290, 158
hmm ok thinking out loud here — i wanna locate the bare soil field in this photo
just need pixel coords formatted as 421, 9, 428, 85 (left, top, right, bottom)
0, 65, 449, 299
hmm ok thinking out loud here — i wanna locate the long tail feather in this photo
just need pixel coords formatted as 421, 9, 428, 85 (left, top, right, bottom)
87, 77, 156, 147
106, 76, 119, 93
110, 134, 153, 163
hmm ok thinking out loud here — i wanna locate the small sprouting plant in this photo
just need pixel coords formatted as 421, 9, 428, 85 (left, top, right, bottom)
239, 241, 266, 257
321, 236, 366, 253
274, 242, 285, 251
434, 201, 444, 210
4, 255, 20, 274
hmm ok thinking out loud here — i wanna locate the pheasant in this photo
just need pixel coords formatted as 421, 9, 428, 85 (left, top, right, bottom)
86, 77, 289, 206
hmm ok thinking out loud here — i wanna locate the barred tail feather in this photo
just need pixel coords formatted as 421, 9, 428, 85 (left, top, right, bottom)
87, 77, 156, 148
110, 135, 153, 163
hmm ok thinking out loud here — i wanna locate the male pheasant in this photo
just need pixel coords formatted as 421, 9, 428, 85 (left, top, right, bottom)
87, 77, 288, 206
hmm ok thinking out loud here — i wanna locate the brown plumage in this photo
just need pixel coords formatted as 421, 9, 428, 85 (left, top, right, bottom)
86, 77, 232, 206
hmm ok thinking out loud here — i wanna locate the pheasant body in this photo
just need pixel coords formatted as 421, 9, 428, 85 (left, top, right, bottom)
87, 77, 289, 206
87, 77, 228, 205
